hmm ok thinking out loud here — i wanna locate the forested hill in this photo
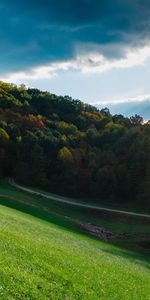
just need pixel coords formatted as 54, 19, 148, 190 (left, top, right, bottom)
0, 81, 150, 210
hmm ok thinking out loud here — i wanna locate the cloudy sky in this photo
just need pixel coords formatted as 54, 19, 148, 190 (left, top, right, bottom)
1, 0, 150, 110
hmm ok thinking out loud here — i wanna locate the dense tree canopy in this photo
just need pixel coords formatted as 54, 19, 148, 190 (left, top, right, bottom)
0, 81, 149, 210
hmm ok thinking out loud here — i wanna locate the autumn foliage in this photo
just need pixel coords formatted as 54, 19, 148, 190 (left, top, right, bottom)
0, 81, 149, 210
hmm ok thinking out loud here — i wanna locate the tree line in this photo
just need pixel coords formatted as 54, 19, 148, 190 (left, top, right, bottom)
0, 81, 149, 210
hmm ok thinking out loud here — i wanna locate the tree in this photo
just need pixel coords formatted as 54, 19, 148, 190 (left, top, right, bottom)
57, 147, 73, 164
100, 107, 111, 117
130, 114, 143, 126
0, 128, 9, 141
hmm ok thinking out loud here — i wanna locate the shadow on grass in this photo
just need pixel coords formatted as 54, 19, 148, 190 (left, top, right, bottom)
0, 196, 81, 233
0, 188, 150, 270
101, 245, 150, 270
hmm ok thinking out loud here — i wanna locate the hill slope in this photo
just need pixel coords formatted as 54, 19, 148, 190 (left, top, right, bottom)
0, 81, 150, 210
1, 180, 150, 253
0, 204, 150, 300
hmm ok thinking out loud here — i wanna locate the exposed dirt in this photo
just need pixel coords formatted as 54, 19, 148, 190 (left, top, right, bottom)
73, 219, 150, 241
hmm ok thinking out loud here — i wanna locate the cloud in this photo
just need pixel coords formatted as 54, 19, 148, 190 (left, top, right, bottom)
0, 0, 150, 75
77, 43, 150, 73
2, 43, 150, 83
95, 93, 150, 105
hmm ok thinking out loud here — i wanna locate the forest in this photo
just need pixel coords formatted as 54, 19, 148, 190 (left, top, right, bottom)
0, 81, 150, 210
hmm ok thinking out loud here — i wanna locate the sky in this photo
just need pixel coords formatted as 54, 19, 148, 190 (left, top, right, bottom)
1, 0, 150, 112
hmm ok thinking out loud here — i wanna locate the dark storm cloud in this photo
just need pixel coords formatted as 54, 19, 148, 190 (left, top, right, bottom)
0, 0, 150, 74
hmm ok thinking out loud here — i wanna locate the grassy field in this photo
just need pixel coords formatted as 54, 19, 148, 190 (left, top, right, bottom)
0, 204, 150, 300
0, 180, 150, 299
0, 181, 150, 252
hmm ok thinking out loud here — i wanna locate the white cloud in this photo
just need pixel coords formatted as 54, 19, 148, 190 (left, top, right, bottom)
1, 43, 150, 83
93, 93, 150, 105
76, 44, 150, 73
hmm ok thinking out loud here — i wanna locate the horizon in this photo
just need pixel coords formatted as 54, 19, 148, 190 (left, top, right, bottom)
0, 1, 150, 116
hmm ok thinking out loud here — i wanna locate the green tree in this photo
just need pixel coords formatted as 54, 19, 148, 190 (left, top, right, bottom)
57, 147, 73, 164
0, 128, 9, 141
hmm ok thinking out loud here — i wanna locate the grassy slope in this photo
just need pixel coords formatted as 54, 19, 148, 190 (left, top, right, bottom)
0, 181, 150, 254
0, 204, 150, 300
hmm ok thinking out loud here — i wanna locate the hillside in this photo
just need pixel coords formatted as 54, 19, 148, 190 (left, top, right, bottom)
1, 180, 150, 253
1, 203, 150, 300
0, 81, 150, 211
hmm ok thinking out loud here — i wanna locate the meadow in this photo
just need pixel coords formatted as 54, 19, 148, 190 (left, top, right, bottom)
0, 181, 150, 299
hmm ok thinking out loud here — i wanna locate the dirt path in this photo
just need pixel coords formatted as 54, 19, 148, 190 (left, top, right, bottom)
9, 179, 150, 219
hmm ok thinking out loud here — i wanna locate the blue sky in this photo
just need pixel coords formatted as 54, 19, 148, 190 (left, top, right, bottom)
1, 0, 150, 111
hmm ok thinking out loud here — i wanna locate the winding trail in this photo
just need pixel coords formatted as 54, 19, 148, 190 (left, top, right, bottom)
9, 179, 150, 219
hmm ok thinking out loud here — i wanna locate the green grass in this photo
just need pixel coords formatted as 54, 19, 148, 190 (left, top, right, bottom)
0, 180, 150, 254
0, 204, 150, 300
17, 181, 150, 214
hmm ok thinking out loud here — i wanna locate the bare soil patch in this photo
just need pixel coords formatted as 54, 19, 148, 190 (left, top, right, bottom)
74, 219, 150, 241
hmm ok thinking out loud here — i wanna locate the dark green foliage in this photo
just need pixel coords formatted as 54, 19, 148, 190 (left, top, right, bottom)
0, 81, 149, 210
